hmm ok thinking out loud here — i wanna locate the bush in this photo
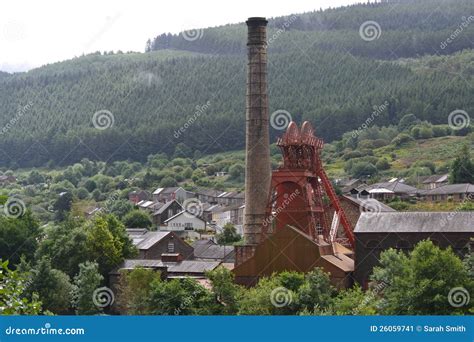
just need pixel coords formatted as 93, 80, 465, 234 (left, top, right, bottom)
75, 187, 89, 200
123, 210, 152, 228
375, 158, 391, 170
391, 133, 413, 147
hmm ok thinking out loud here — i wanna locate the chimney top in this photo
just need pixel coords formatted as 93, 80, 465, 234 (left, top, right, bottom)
246, 17, 268, 26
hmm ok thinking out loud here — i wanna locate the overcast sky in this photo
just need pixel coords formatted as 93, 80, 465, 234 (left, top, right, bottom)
0, 0, 362, 73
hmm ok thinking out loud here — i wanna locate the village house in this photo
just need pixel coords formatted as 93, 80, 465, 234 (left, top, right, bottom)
362, 181, 418, 201
211, 204, 244, 234
152, 187, 189, 203
0, 175, 16, 185
216, 191, 245, 206
128, 190, 150, 204
194, 189, 223, 204
162, 210, 207, 238
418, 183, 474, 202
192, 239, 236, 263
151, 200, 183, 226
126, 228, 194, 260
337, 178, 365, 194
420, 173, 449, 190
354, 212, 474, 287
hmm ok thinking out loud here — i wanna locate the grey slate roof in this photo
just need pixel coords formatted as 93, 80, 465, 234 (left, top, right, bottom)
419, 183, 474, 196
422, 174, 449, 184
343, 195, 396, 212
192, 239, 235, 260
354, 212, 474, 233
165, 260, 220, 274
126, 230, 170, 250
152, 200, 182, 216
109, 259, 166, 274
364, 181, 418, 194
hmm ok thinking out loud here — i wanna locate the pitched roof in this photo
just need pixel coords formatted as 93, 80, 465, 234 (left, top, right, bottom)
153, 187, 181, 195
419, 183, 474, 195
152, 200, 182, 216
126, 230, 170, 250
109, 259, 166, 274
192, 239, 235, 260
365, 181, 418, 194
343, 195, 396, 212
164, 210, 207, 223
165, 260, 221, 274
422, 174, 449, 184
354, 212, 474, 233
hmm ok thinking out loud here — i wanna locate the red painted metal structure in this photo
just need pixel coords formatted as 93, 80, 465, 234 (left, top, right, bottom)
262, 121, 355, 248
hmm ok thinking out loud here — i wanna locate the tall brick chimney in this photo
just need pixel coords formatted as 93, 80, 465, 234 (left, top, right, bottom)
243, 17, 271, 245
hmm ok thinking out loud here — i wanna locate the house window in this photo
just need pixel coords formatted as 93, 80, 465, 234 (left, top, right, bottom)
167, 242, 175, 253
168, 209, 173, 217
185, 223, 193, 230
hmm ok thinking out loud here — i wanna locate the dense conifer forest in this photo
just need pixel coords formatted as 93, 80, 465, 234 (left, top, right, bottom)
0, 0, 472, 168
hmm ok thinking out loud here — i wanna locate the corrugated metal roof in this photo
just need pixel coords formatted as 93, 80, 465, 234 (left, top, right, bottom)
354, 212, 474, 233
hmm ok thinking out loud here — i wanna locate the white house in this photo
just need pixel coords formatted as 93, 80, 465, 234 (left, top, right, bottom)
162, 211, 207, 236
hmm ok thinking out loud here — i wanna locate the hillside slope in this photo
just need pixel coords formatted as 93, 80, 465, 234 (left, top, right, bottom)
0, 0, 472, 168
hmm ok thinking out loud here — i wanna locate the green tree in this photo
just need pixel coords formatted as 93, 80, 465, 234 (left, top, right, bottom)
35, 219, 89, 277
372, 240, 473, 315
53, 191, 73, 221
27, 169, 45, 184
160, 176, 177, 187
117, 267, 162, 314
297, 268, 334, 312
71, 261, 103, 315
122, 210, 152, 228
108, 199, 134, 219
27, 257, 72, 314
0, 211, 40, 266
85, 216, 125, 275
216, 223, 241, 244
206, 267, 242, 314
0, 260, 42, 315
449, 144, 474, 184
148, 278, 213, 315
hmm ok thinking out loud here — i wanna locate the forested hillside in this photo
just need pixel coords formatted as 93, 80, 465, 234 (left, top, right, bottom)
0, 0, 472, 168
